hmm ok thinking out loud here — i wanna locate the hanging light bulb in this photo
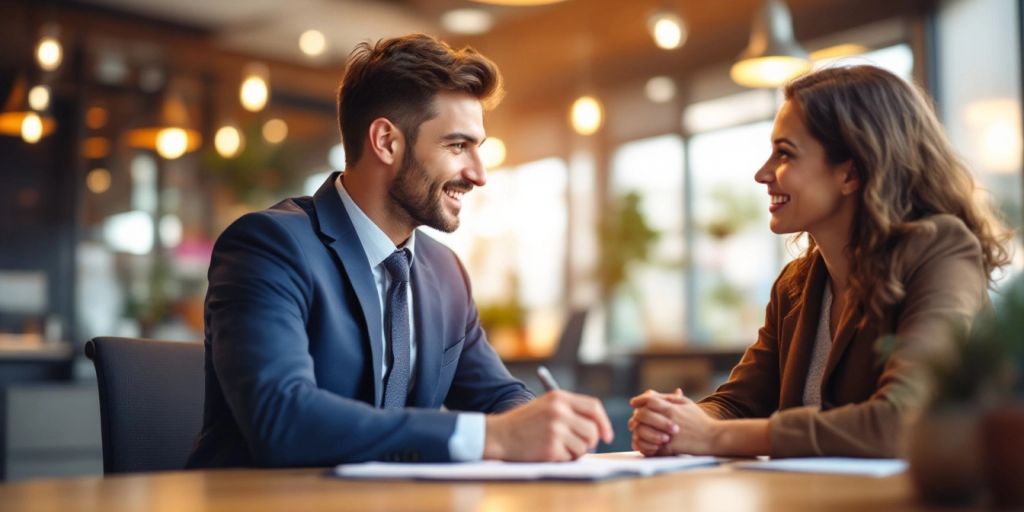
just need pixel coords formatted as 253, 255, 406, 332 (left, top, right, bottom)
240, 63, 270, 112
36, 34, 63, 72
155, 127, 189, 159
214, 123, 245, 158
570, 95, 603, 136
21, 112, 43, 143
299, 30, 327, 57
28, 85, 50, 111
648, 10, 687, 50
730, 0, 811, 88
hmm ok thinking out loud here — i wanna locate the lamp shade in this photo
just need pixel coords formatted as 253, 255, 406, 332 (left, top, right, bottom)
730, 0, 810, 88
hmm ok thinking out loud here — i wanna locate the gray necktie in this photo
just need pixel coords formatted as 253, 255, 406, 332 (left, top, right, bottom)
382, 249, 411, 409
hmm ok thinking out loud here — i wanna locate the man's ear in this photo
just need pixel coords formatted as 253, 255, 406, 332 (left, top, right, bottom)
366, 117, 403, 166
837, 160, 860, 196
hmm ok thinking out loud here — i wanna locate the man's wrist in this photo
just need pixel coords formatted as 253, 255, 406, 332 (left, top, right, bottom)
482, 414, 505, 460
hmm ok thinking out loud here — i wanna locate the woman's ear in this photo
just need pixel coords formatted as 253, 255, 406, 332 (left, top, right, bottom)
366, 117, 403, 166
837, 160, 860, 196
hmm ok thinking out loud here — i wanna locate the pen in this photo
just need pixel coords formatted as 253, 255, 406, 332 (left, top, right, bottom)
536, 365, 560, 392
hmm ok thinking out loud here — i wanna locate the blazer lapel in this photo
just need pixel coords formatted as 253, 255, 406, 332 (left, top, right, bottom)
778, 254, 829, 409
312, 172, 386, 407
410, 243, 443, 407
820, 297, 864, 403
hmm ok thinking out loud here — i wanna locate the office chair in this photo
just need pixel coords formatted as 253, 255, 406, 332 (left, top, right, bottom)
544, 309, 588, 390
84, 336, 204, 474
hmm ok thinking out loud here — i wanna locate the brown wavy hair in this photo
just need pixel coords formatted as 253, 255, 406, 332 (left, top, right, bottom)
337, 33, 504, 166
784, 65, 1011, 321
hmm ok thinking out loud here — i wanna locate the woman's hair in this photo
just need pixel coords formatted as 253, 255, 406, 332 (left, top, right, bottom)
784, 65, 1012, 321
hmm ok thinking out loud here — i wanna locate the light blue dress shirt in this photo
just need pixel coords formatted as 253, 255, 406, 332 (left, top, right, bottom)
335, 175, 485, 461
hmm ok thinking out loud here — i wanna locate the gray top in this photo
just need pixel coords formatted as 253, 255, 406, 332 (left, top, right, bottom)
803, 282, 833, 407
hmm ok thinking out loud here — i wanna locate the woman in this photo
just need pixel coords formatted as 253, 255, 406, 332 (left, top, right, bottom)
629, 65, 1011, 458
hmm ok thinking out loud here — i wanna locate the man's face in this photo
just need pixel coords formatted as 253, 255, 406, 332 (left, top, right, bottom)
388, 91, 487, 233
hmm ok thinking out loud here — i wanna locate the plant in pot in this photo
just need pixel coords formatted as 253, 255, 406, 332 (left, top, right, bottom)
904, 277, 1024, 507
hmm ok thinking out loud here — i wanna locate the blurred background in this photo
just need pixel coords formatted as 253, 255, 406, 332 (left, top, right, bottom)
0, 0, 1020, 480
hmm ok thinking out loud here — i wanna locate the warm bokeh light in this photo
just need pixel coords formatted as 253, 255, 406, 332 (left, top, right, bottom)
214, 124, 244, 158
86, 168, 112, 194
480, 137, 507, 168
440, 8, 494, 35
730, 56, 811, 88
809, 43, 868, 61
649, 12, 687, 50
36, 36, 63, 71
299, 29, 327, 57
644, 76, 676, 103
82, 137, 111, 159
155, 127, 188, 159
28, 85, 50, 111
262, 118, 288, 144
964, 98, 1023, 174
570, 95, 603, 136
86, 106, 108, 129
21, 112, 43, 143
240, 63, 270, 112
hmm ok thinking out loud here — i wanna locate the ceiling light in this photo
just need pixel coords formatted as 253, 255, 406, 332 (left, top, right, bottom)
441, 8, 494, 35
263, 118, 288, 144
809, 43, 868, 61
36, 36, 63, 72
644, 76, 676, 103
299, 30, 327, 57
214, 124, 245, 159
86, 106, 108, 130
480, 137, 507, 168
648, 11, 687, 50
21, 112, 43, 143
28, 85, 50, 111
730, 0, 811, 88
125, 92, 202, 159
82, 137, 111, 159
240, 63, 270, 112
570, 95, 603, 136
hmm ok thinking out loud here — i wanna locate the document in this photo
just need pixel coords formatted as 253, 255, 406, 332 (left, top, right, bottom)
732, 457, 908, 477
333, 451, 719, 481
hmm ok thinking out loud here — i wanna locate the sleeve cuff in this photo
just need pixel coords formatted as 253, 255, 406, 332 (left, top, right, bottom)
449, 412, 486, 461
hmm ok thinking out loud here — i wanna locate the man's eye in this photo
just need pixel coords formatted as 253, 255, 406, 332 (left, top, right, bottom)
450, 143, 466, 151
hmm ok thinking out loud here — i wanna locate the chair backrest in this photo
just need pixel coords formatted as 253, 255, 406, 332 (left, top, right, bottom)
84, 336, 204, 474
544, 309, 588, 389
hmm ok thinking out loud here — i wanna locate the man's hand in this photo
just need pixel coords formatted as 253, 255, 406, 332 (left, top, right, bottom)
483, 390, 614, 461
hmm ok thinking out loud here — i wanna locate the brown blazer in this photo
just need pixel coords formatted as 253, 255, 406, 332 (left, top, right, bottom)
699, 214, 989, 457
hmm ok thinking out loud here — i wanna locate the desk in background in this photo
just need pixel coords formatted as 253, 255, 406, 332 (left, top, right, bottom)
0, 463, 959, 512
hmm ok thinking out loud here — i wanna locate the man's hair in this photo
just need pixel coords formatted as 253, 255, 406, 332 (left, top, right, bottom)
337, 33, 504, 166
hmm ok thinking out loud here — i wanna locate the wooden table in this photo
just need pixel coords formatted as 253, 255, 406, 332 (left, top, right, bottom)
0, 463, 963, 511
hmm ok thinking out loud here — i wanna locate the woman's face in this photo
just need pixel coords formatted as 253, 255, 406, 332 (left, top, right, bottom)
754, 100, 858, 239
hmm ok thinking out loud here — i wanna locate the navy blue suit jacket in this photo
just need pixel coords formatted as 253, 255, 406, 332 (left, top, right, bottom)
187, 173, 533, 468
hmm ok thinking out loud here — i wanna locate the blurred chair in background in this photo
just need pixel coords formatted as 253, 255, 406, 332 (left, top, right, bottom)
84, 337, 203, 474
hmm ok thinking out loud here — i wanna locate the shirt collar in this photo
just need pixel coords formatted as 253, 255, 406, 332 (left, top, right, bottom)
334, 174, 416, 269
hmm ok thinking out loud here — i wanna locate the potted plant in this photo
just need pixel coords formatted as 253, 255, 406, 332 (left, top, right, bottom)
905, 277, 1024, 507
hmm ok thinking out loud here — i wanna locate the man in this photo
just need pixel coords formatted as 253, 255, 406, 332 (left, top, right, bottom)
187, 34, 613, 468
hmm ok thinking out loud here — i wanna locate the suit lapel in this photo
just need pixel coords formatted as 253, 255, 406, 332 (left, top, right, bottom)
778, 254, 829, 409
312, 172, 386, 407
410, 243, 443, 407
820, 295, 864, 402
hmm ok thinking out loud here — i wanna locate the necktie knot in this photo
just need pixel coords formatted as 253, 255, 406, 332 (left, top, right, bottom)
383, 249, 410, 283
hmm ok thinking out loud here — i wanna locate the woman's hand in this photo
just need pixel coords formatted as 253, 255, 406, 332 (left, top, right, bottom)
628, 388, 721, 456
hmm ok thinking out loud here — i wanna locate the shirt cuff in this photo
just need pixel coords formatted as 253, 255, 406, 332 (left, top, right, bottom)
448, 412, 485, 461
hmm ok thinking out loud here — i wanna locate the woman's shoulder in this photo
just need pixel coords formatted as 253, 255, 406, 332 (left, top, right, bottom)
896, 213, 981, 258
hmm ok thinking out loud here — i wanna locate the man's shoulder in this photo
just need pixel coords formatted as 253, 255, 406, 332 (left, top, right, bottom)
221, 196, 318, 240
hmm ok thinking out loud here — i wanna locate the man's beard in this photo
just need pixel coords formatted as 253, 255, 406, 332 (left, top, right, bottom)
388, 149, 471, 233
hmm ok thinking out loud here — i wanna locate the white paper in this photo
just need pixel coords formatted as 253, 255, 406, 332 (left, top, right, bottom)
733, 457, 908, 477
333, 451, 718, 481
